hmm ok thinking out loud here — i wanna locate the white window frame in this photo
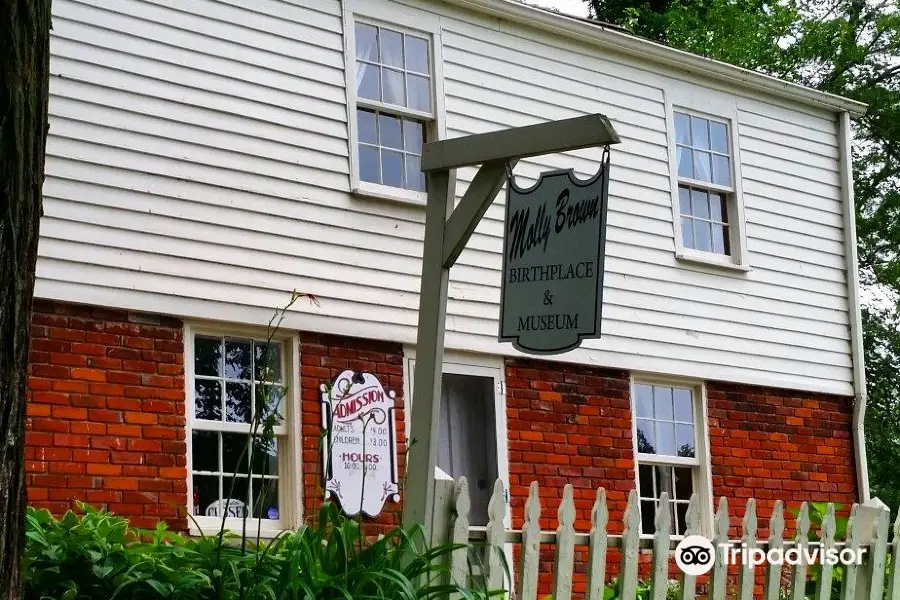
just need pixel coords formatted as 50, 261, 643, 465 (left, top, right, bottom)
664, 83, 750, 271
342, 0, 448, 206
184, 323, 302, 538
630, 374, 713, 538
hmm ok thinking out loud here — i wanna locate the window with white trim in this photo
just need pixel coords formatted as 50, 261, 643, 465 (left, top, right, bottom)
633, 381, 705, 536
353, 21, 433, 193
673, 111, 741, 261
188, 333, 290, 531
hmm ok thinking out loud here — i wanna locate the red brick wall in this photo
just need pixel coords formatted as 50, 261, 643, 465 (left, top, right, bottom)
707, 381, 858, 537
299, 332, 405, 533
26, 300, 187, 530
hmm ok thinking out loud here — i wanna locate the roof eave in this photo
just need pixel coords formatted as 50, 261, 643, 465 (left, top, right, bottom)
445, 0, 868, 118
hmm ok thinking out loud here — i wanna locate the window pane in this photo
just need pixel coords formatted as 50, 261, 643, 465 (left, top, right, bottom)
675, 503, 689, 536
678, 186, 691, 215
253, 341, 282, 382
691, 117, 709, 149
636, 419, 656, 454
656, 422, 676, 456
693, 150, 712, 182
355, 23, 378, 61
655, 465, 674, 496
195, 380, 222, 421
192, 431, 218, 472
382, 68, 405, 106
639, 464, 654, 497
694, 220, 712, 252
641, 500, 656, 534
677, 147, 693, 179
223, 433, 250, 475
258, 384, 285, 425
357, 109, 377, 145
712, 224, 728, 255
251, 437, 279, 476
193, 475, 219, 516
710, 121, 728, 153
359, 144, 380, 184
195, 336, 222, 377
223, 477, 250, 515
224, 340, 251, 380
712, 194, 728, 223
673, 467, 694, 500
634, 384, 653, 418
253, 479, 279, 520
653, 386, 674, 420
381, 149, 404, 188
681, 218, 694, 249
407, 74, 432, 112
673, 388, 693, 422
406, 155, 425, 192
405, 35, 430, 74
675, 112, 691, 145
403, 119, 424, 154
225, 382, 251, 424
379, 28, 403, 68
676, 424, 696, 458
691, 189, 709, 219
356, 61, 380, 101
712, 154, 731, 186
378, 114, 403, 149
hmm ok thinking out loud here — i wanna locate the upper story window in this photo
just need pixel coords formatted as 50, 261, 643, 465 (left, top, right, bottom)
353, 22, 433, 194
633, 381, 710, 536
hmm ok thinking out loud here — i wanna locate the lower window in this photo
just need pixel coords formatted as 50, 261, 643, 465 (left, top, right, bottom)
632, 381, 708, 536
187, 329, 294, 532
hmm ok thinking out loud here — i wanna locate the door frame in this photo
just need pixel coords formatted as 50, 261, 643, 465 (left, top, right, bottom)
402, 348, 511, 528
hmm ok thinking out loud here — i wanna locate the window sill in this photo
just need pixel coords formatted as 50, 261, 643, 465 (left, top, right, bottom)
675, 250, 750, 273
353, 181, 427, 207
189, 519, 287, 540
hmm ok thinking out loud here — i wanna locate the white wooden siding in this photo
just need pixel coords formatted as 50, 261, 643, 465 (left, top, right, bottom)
37, 0, 854, 396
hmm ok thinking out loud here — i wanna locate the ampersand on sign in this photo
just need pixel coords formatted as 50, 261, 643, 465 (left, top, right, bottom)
543, 290, 553, 306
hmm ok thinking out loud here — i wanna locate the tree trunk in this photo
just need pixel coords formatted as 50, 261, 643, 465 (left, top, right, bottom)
0, 1, 52, 598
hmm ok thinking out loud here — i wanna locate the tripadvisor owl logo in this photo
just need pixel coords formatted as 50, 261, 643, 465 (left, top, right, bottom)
675, 534, 867, 576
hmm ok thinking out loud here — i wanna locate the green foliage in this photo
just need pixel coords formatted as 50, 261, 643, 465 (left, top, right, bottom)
542, 577, 681, 600
23, 502, 502, 600
584, 0, 900, 508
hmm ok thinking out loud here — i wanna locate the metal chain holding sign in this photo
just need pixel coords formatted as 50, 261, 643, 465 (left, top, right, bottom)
498, 146, 611, 355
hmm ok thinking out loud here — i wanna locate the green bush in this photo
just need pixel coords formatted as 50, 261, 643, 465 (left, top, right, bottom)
24, 501, 502, 600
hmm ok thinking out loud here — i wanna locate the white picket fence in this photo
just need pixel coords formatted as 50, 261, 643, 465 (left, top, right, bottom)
430, 476, 899, 600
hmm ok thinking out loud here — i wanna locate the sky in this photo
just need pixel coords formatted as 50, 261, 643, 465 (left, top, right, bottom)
536, 0, 590, 18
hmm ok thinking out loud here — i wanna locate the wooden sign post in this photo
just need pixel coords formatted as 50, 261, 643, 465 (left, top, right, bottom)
402, 114, 620, 535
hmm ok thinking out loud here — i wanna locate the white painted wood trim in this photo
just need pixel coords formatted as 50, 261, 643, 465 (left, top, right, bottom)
629, 374, 713, 537
183, 322, 301, 536
341, 0, 448, 205
838, 111, 869, 501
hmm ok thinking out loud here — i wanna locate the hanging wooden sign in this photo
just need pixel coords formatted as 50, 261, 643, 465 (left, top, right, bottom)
320, 370, 400, 518
499, 148, 611, 355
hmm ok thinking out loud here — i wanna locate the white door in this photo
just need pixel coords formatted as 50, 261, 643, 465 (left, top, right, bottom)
406, 356, 510, 527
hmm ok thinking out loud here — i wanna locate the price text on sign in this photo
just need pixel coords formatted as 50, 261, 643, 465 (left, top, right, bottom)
320, 370, 400, 518
499, 154, 611, 355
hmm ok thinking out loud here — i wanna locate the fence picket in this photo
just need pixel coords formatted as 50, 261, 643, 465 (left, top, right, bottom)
814, 503, 837, 600
680, 494, 701, 600
792, 502, 811, 600
518, 481, 541, 600
552, 484, 577, 600
618, 489, 641, 600
887, 511, 900, 600
840, 505, 862, 600
739, 499, 758, 600
764, 500, 785, 600
484, 479, 507, 592
650, 492, 671, 600
449, 477, 471, 593
586, 488, 609, 600
709, 497, 729, 600
863, 505, 890, 600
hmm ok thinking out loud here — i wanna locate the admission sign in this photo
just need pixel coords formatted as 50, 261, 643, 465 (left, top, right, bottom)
320, 370, 400, 518
499, 151, 611, 354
